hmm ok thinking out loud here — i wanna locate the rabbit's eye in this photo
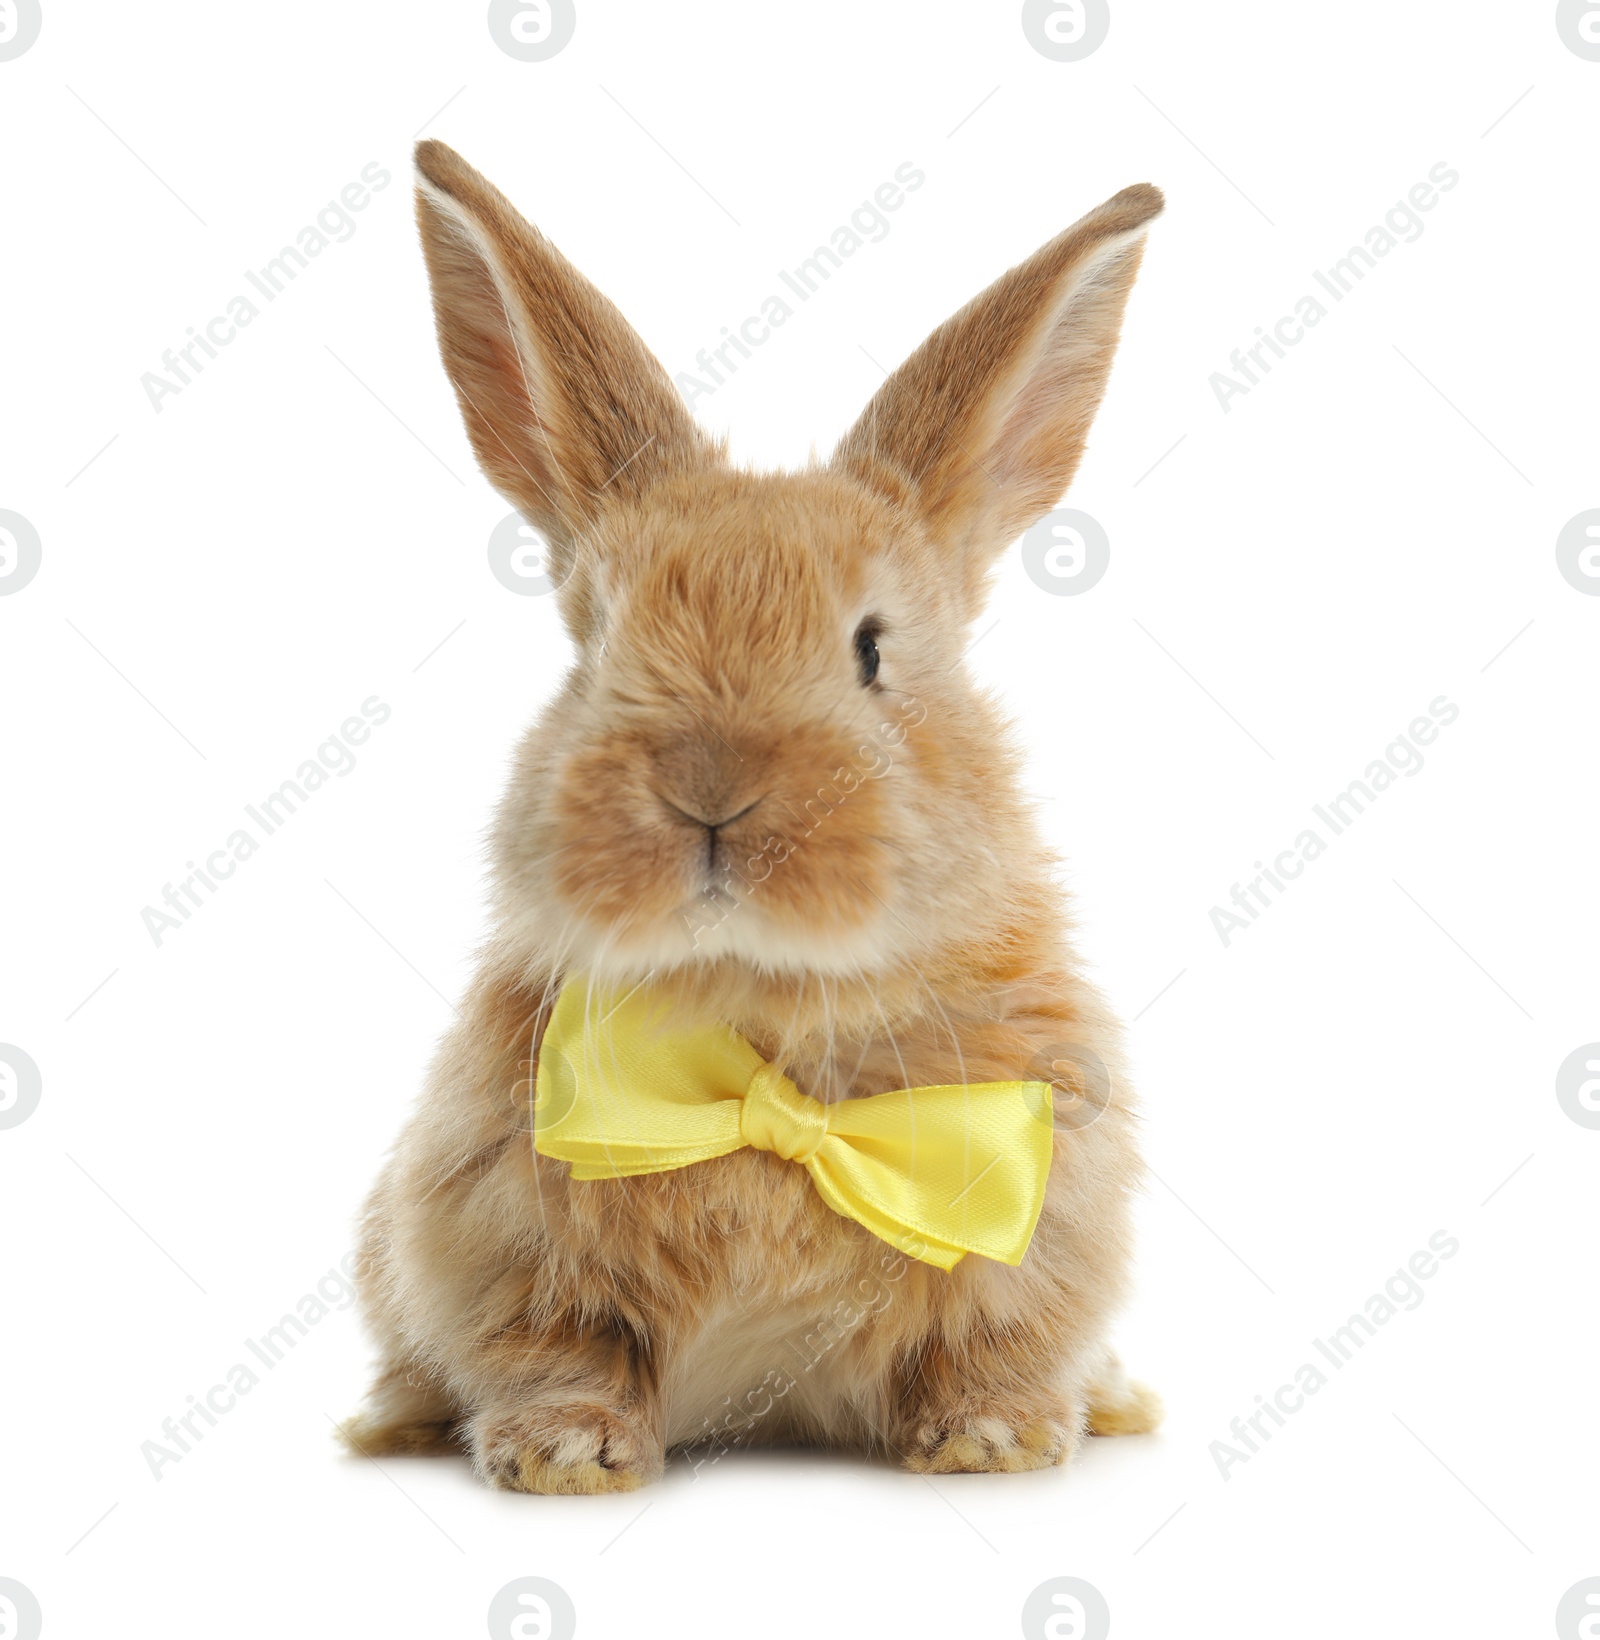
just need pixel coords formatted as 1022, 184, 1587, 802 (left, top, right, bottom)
854, 620, 882, 687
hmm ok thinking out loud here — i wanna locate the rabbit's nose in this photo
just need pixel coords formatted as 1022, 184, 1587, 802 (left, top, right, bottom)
649, 733, 753, 829
656, 792, 763, 833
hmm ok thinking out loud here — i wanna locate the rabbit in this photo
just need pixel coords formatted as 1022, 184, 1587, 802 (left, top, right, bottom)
341, 139, 1165, 1493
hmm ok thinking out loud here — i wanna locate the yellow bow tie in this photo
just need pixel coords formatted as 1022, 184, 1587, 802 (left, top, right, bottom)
533, 978, 1054, 1271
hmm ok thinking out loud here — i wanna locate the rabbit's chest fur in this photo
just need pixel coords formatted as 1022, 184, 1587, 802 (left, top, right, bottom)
544, 1143, 999, 1453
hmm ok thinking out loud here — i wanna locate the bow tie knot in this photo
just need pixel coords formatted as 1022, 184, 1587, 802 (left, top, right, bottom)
739, 1062, 829, 1163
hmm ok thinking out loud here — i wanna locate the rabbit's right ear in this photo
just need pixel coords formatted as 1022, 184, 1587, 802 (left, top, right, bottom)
413, 141, 714, 574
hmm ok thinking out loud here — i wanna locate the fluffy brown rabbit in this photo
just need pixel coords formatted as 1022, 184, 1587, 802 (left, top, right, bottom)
342, 139, 1165, 1493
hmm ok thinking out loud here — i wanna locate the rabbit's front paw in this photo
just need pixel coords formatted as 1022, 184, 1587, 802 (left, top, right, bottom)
471, 1401, 661, 1495
900, 1402, 1081, 1475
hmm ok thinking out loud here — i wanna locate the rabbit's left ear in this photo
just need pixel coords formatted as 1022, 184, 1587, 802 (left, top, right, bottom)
835, 184, 1162, 610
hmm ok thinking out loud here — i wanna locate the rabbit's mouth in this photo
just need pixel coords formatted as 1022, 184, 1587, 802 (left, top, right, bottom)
654, 790, 769, 875
532, 785, 901, 983
605, 875, 899, 982
661, 806, 891, 974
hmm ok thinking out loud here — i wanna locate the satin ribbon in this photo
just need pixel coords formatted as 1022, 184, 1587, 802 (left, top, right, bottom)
533, 977, 1053, 1270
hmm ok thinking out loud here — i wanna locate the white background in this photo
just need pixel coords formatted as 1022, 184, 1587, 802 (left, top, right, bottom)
3, 3, 1597, 1636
